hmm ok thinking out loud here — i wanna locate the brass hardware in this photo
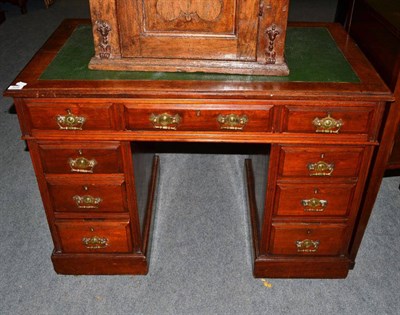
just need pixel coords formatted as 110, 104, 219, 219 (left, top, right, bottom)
149, 113, 181, 130
90, 227, 94, 232
312, 114, 343, 134
83, 186, 89, 191
56, 109, 86, 130
308, 161, 334, 176
68, 157, 97, 173
73, 195, 102, 209
314, 188, 319, 194
82, 236, 109, 249
78, 149, 83, 155
296, 239, 320, 253
217, 114, 248, 130
301, 198, 328, 212
320, 153, 325, 159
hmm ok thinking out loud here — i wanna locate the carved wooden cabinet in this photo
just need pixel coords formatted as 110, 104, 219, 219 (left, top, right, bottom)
88, 0, 290, 75
5, 20, 393, 278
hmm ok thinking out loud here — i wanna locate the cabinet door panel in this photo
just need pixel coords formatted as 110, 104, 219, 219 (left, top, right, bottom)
118, 0, 259, 61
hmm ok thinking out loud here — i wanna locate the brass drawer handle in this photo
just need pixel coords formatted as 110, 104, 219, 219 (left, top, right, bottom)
82, 236, 109, 249
301, 198, 328, 212
149, 113, 181, 130
73, 195, 103, 209
307, 161, 334, 176
312, 114, 343, 134
296, 239, 320, 253
217, 114, 248, 130
68, 157, 97, 173
56, 109, 86, 130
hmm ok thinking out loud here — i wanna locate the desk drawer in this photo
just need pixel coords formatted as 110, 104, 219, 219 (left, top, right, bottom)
55, 219, 132, 253
48, 181, 127, 213
278, 146, 364, 178
124, 102, 273, 132
270, 223, 347, 256
282, 105, 375, 134
38, 142, 123, 174
274, 183, 356, 217
24, 100, 117, 131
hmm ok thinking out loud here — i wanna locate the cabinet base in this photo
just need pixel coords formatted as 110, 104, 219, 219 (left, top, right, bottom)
51, 252, 149, 275
89, 57, 290, 76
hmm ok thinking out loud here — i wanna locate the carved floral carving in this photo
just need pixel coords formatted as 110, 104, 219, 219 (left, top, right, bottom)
266, 24, 279, 64
156, 0, 223, 22
96, 20, 111, 59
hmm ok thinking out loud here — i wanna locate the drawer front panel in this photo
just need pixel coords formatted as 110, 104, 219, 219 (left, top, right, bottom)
274, 183, 356, 217
279, 146, 364, 178
48, 182, 127, 213
282, 105, 375, 134
38, 142, 123, 174
55, 220, 132, 253
25, 100, 117, 130
270, 223, 347, 256
125, 103, 272, 132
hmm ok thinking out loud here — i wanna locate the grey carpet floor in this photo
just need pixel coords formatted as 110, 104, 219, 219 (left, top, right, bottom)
1, 1, 399, 314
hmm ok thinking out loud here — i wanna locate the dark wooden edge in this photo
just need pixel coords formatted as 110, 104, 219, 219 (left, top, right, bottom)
141, 155, 160, 257
349, 76, 400, 261
244, 159, 260, 261
351, 0, 400, 38
51, 252, 148, 275
3, 19, 392, 100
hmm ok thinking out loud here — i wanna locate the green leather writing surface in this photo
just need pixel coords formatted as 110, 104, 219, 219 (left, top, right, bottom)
40, 25, 359, 83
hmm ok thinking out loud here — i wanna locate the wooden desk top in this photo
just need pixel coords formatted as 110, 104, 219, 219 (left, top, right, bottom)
5, 19, 392, 102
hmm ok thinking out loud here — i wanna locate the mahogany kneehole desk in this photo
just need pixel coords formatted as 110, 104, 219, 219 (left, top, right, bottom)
5, 19, 393, 278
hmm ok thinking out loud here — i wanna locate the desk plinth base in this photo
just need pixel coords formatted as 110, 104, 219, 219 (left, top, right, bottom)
51, 252, 149, 275
253, 257, 351, 279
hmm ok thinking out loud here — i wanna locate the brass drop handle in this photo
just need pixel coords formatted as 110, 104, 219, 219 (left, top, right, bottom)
149, 113, 181, 130
56, 109, 86, 130
68, 157, 97, 173
82, 236, 109, 249
73, 195, 103, 209
301, 198, 328, 212
307, 161, 334, 176
312, 114, 343, 134
217, 114, 248, 130
296, 239, 320, 253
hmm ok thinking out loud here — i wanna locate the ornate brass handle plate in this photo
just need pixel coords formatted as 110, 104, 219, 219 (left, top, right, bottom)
312, 114, 343, 134
307, 161, 334, 176
149, 113, 181, 130
56, 109, 86, 130
73, 195, 103, 209
301, 198, 328, 212
217, 114, 248, 130
296, 239, 320, 253
68, 157, 97, 173
82, 236, 109, 249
